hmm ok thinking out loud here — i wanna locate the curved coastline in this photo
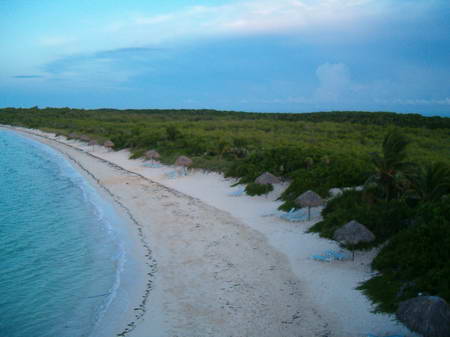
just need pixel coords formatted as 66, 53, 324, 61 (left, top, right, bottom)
2, 125, 416, 337
2, 127, 157, 337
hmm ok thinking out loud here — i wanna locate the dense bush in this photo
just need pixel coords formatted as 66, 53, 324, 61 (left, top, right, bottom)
359, 216, 450, 313
245, 183, 274, 196
309, 190, 415, 248
279, 156, 371, 210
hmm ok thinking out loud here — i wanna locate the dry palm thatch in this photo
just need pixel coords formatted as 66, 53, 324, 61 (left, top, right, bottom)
175, 156, 193, 167
295, 190, 325, 220
79, 135, 90, 142
333, 220, 375, 245
145, 150, 161, 160
255, 172, 281, 185
396, 296, 450, 337
333, 220, 375, 260
88, 139, 97, 146
104, 140, 114, 149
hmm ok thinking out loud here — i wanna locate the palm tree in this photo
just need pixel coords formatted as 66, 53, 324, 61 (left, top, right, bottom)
367, 131, 416, 200
412, 162, 450, 202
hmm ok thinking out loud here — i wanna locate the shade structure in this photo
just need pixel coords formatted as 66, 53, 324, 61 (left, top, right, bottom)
175, 156, 193, 167
68, 133, 77, 139
333, 220, 375, 245
145, 150, 161, 160
396, 296, 450, 337
255, 172, 281, 185
294, 190, 325, 221
295, 190, 325, 208
104, 140, 114, 148
88, 139, 97, 146
79, 135, 90, 142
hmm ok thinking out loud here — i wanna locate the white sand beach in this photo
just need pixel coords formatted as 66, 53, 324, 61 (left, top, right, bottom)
6, 126, 417, 337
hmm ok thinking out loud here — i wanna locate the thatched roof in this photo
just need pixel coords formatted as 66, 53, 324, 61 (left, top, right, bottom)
175, 156, 193, 167
333, 220, 375, 245
88, 139, 97, 146
145, 150, 161, 160
68, 133, 77, 139
255, 172, 281, 185
396, 296, 450, 337
79, 135, 90, 142
295, 190, 325, 208
104, 140, 114, 148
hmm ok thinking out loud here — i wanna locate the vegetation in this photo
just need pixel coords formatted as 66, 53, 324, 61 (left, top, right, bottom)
1, 107, 449, 314
245, 182, 273, 196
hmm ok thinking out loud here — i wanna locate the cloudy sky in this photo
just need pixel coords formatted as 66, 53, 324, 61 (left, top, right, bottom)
1, 0, 449, 115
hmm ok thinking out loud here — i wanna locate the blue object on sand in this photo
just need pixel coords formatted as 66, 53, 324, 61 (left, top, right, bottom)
324, 250, 347, 261
311, 255, 332, 262
165, 171, 178, 179
228, 187, 245, 196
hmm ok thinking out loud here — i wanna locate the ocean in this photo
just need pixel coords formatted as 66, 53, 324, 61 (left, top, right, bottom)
0, 130, 133, 337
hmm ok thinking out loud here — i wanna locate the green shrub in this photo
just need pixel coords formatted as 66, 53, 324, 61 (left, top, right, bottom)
359, 218, 450, 313
245, 183, 274, 196
278, 157, 370, 211
309, 191, 415, 248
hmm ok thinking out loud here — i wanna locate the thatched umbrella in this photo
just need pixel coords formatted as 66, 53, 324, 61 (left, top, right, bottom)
79, 135, 90, 142
88, 139, 97, 151
175, 156, 192, 167
145, 150, 161, 162
255, 172, 281, 185
68, 132, 77, 139
175, 156, 193, 175
333, 220, 375, 259
295, 190, 325, 221
104, 140, 114, 150
396, 296, 450, 337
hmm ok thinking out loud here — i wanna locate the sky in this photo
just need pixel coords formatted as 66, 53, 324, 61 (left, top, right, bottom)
1, 0, 450, 115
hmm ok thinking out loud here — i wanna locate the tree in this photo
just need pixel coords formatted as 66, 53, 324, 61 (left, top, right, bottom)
412, 162, 450, 202
367, 131, 415, 200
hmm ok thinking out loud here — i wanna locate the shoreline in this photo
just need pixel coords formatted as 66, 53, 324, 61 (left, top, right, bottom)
1, 127, 157, 336
3, 125, 417, 337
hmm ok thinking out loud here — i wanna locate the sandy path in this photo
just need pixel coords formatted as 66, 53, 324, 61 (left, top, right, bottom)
7, 128, 332, 337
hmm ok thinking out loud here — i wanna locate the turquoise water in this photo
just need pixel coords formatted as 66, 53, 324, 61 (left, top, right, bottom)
0, 130, 131, 337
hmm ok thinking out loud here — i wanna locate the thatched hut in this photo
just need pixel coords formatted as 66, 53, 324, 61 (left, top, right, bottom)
295, 190, 325, 220
104, 140, 114, 150
396, 296, 450, 337
255, 172, 281, 185
145, 150, 161, 161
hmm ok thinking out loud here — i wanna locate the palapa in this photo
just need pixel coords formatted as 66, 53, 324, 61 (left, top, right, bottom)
145, 150, 161, 160
255, 172, 281, 185
396, 296, 450, 337
88, 139, 97, 146
295, 190, 325, 221
104, 140, 114, 148
333, 220, 375, 245
175, 156, 193, 167
79, 135, 90, 142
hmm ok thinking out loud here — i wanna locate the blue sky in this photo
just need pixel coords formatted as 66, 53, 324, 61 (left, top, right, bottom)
1, 0, 449, 115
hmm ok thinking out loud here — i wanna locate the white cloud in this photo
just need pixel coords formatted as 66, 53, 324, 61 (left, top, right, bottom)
98, 0, 378, 47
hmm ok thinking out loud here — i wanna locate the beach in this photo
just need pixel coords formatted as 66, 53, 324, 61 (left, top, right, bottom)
6, 126, 416, 337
